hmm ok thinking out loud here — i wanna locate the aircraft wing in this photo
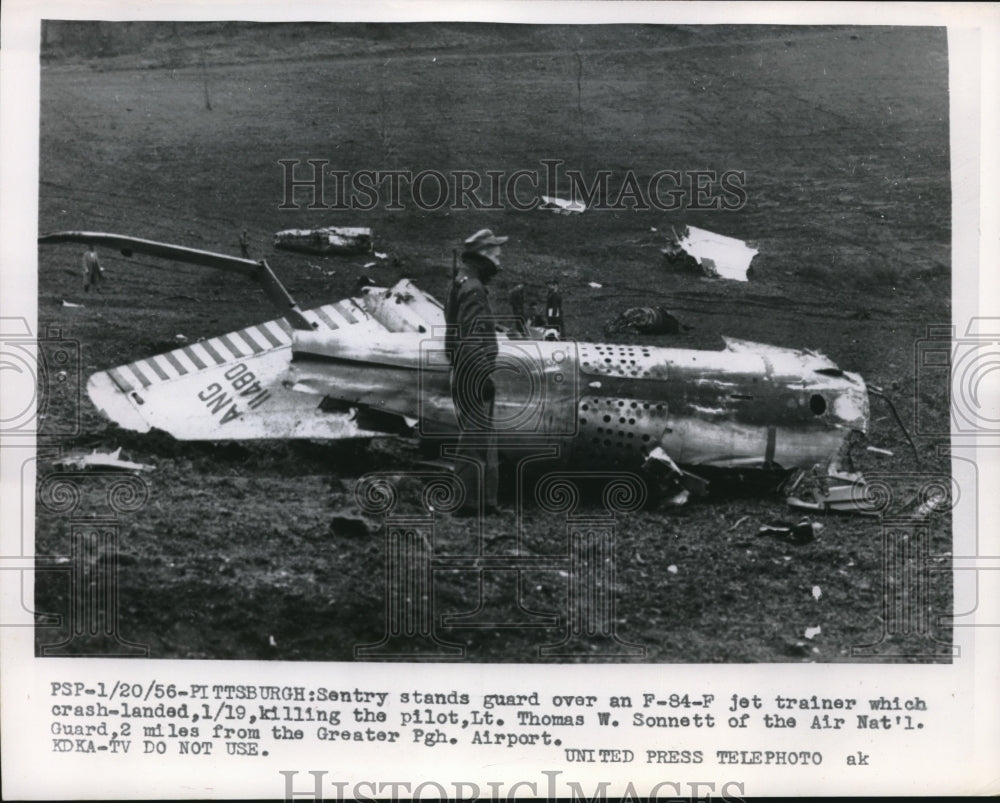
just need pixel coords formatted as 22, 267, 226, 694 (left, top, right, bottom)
86, 281, 447, 440
86, 299, 392, 440
40, 231, 447, 441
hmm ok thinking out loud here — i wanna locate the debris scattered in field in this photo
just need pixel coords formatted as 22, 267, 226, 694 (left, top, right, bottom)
374, 251, 387, 260
757, 519, 815, 545
175, 333, 188, 343
804, 625, 821, 640
667, 564, 678, 574
866, 445, 894, 456
363, 261, 377, 269
273, 226, 373, 256
665, 490, 690, 507
643, 446, 709, 506
55, 447, 153, 472
268, 635, 278, 648
728, 516, 750, 531
606, 306, 684, 335
812, 585, 822, 601
785, 468, 876, 515
661, 225, 757, 282
539, 195, 586, 214
61, 300, 83, 308
588, 281, 602, 289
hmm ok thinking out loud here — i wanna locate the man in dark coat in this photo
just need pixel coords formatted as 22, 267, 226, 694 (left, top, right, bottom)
445, 229, 507, 516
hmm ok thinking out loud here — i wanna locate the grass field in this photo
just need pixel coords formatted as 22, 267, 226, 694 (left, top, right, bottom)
34, 22, 953, 662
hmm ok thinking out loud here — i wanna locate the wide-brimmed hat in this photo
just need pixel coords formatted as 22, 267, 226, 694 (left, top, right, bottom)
462, 229, 507, 268
464, 229, 508, 252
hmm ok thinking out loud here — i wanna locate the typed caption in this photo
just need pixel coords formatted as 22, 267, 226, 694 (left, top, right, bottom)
49, 678, 927, 769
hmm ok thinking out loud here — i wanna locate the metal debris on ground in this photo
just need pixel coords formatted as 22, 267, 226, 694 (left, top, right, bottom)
662, 225, 757, 282
643, 446, 709, 506
273, 226, 373, 255
784, 467, 877, 514
62, 300, 83, 308
757, 518, 816, 545
539, 195, 586, 214
55, 447, 153, 472
606, 306, 684, 335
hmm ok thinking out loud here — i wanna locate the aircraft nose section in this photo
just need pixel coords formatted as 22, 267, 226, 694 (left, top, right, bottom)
830, 370, 869, 434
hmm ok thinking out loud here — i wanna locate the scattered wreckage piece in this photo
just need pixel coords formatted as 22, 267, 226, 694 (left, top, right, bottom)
662, 225, 758, 282
55, 447, 153, 472
757, 518, 817, 545
273, 226, 373, 256
539, 195, 586, 215
784, 467, 878, 515
40, 231, 880, 514
606, 306, 685, 336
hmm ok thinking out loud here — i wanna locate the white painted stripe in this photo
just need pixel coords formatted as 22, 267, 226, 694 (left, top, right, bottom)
187, 341, 221, 368
318, 303, 354, 328
168, 347, 204, 374
255, 320, 290, 348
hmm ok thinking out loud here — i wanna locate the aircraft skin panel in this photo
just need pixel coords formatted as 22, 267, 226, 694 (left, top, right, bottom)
291, 333, 868, 472
86, 302, 390, 440
357, 280, 447, 333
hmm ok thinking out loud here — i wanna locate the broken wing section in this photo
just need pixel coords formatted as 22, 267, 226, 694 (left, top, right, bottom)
87, 301, 386, 440
87, 280, 445, 440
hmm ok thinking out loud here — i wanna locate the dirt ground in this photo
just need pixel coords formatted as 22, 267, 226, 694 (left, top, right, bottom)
34, 23, 952, 662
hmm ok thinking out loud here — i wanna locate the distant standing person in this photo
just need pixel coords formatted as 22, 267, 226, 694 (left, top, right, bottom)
508, 282, 527, 336
445, 229, 507, 516
546, 279, 563, 334
239, 226, 251, 259
82, 243, 104, 293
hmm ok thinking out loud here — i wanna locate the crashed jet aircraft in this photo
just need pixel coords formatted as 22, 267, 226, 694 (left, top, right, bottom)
39, 232, 875, 511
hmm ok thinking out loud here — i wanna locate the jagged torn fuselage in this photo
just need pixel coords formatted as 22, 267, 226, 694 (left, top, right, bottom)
86, 277, 867, 474
287, 313, 868, 473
